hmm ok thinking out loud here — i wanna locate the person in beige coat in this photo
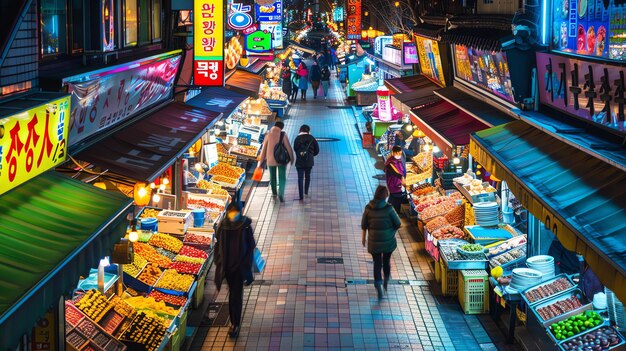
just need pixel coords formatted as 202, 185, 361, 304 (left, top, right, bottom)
257, 121, 294, 202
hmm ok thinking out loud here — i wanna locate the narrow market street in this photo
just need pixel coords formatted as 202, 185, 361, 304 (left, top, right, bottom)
193, 78, 519, 351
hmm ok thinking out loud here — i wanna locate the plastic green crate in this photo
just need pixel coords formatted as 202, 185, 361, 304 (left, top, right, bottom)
440, 260, 458, 296
458, 270, 489, 314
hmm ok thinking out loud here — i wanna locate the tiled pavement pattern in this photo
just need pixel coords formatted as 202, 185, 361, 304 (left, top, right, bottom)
196, 77, 519, 351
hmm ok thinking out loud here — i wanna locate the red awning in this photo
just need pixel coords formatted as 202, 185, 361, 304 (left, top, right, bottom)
410, 100, 490, 156
75, 103, 220, 182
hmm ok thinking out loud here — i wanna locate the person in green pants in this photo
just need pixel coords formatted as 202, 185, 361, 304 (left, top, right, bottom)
257, 121, 294, 202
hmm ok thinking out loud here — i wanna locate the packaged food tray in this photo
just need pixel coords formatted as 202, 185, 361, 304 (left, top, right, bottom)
531, 288, 590, 327
441, 251, 488, 270
521, 274, 576, 307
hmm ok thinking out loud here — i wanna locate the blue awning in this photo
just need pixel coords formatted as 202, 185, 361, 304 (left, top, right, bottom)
470, 121, 626, 302
186, 87, 248, 117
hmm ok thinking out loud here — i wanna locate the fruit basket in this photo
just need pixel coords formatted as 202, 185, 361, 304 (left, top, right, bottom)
557, 324, 625, 351
440, 241, 488, 270
531, 288, 590, 327
522, 274, 576, 307
154, 269, 195, 296
547, 310, 605, 343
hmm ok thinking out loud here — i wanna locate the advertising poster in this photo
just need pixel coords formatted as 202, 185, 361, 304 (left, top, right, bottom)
346, 0, 362, 40
255, 0, 282, 22
260, 22, 283, 49
333, 7, 344, 21
245, 30, 273, 52
228, 0, 254, 31
0, 96, 70, 195
102, 0, 114, 52
225, 36, 244, 71
64, 52, 181, 146
374, 36, 393, 56
551, 0, 626, 60
454, 44, 515, 103
194, 0, 225, 86
537, 51, 626, 133
403, 42, 419, 64
415, 36, 446, 86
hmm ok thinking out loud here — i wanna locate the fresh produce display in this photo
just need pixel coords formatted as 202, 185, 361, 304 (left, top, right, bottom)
525, 277, 573, 303
559, 326, 623, 351
148, 233, 183, 253
439, 241, 486, 261
215, 143, 228, 154
133, 243, 172, 268
489, 248, 526, 267
463, 179, 497, 195
75, 290, 113, 323
121, 312, 166, 351
155, 269, 194, 292
459, 243, 484, 253
208, 163, 244, 178
179, 245, 209, 259
137, 264, 163, 286
549, 311, 604, 341
147, 290, 188, 306
411, 185, 436, 197
229, 144, 259, 157
67, 330, 88, 348
421, 200, 458, 220
139, 208, 161, 219
123, 296, 180, 316
123, 254, 148, 277
211, 174, 240, 185
196, 180, 229, 195
444, 205, 464, 225
111, 297, 135, 319
184, 233, 212, 245
425, 216, 450, 233
187, 196, 225, 212
487, 235, 527, 257
536, 296, 584, 321
99, 311, 124, 335
169, 261, 202, 275
175, 254, 205, 264
155, 247, 177, 260
76, 319, 99, 338
92, 333, 111, 348
431, 226, 465, 240
66, 304, 84, 326
416, 196, 447, 212
259, 83, 288, 101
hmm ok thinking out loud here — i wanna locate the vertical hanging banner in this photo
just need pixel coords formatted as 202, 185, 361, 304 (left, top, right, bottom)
102, 0, 115, 51
346, 0, 361, 40
194, 0, 225, 86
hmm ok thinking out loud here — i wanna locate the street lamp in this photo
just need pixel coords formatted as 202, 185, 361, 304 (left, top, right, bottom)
364, 11, 369, 16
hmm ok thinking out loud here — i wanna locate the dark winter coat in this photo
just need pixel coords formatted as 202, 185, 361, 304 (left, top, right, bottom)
214, 216, 256, 291
282, 70, 292, 95
293, 133, 320, 168
361, 200, 401, 254
309, 65, 322, 82
321, 67, 331, 81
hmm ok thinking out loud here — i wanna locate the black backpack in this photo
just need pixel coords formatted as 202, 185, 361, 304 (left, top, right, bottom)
298, 137, 314, 161
273, 132, 291, 165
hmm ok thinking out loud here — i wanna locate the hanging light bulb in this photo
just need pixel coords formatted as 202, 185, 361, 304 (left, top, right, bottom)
453, 154, 461, 165
153, 193, 161, 203
423, 144, 431, 152
195, 163, 203, 172
433, 145, 440, 153
128, 220, 138, 242
162, 177, 170, 185
159, 184, 166, 191
149, 182, 156, 189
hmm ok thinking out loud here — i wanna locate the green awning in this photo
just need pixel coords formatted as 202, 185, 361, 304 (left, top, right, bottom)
470, 121, 626, 303
0, 172, 132, 350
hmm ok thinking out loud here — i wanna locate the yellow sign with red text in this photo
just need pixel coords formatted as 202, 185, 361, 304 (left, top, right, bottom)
0, 96, 70, 195
193, 0, 225, 86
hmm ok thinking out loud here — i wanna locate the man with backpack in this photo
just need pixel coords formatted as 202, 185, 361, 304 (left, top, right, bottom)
320, 65, 331, 99
293, 124, 320, 201
257, 121, 295, 202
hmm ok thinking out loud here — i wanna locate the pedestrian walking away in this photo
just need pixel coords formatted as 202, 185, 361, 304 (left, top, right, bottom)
361, 185, 401, 299
281, 63, 292, 99
293, 124, 320, 200
296, 62, 309, 101
290, 72, 299, 102
257, 121, 295, 202
214, 201, 256, 338
309, 61, 322, 99
385, 146, 406, 214
320, 65, 331, 99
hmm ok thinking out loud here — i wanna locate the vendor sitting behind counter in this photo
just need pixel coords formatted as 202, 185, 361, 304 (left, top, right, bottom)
393, 131, 421, 158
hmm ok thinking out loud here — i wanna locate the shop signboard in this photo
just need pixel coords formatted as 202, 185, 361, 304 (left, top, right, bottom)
260, 21, 283, 49
550, 0, 625, 60
403, 42, 419, 64
255, 0, 281, 22
414, 36, 446, 87
346, 0, 362, 40
228, 0, 254, 31
382, 45, 402, 66
537, 51, 626, 133
245, 30, 273, 52
453, 44, 515, 103
377, 85, 392, 121
0, 96, 70, 195
194, 0, 225, 86
63, 51, 181, 146
374, 36, 393, 56
333, 7, 344, 21
102, 0, 114, 52
32, 311, 56, 351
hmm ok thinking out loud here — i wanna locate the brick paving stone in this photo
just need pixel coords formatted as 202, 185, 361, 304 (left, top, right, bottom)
193, 73, 518, 351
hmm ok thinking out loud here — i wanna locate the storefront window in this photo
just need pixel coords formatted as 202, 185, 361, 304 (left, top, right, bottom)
125, 0, 138, 46
139, 0, 150, 44
152, 0, 161, 40
70, 0, 84, 53
41, 0, 67, 55
551, 0, 626, 60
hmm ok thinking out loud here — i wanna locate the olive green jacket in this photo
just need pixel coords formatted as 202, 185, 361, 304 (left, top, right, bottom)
362, 200, 401, 254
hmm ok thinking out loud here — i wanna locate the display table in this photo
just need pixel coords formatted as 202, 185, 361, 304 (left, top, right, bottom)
489, 277, 522, 344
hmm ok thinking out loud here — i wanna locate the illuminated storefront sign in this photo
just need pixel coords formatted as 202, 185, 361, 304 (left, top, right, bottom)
346, 0, 362, 40
63, 51, 181, 146
245, 30, 273, 52
228, 1, 254, 31
260, 21, 283, 49
403, 42, 419, 64
333, 7, 344, 21
102, 0, 114, 51
415, 36, 446, 86
454, 44, 515, 103
0, 96, 70, 195
194, 0, 225, 86
537, 51, 626, 133
255, 0, 282, 22
374, 36, 393, 56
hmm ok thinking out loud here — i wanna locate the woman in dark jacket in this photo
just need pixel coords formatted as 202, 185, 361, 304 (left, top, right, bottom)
214, 202, 256, 338
362, 186, 401, 298
281, 63, 292, 98
293, 124, 320, 200
309, 61, 322, 99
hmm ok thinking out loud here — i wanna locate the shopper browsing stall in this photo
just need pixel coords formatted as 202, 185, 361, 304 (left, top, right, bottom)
362, 185, 401, 299
296, 62, 309, 101
293, 124, 320, 200
385, 146, 406, 214
257, 121, 295, 202
214, 202, 256, 338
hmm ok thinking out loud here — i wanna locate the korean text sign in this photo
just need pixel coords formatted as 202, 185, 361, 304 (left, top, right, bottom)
415, 36, 446, 87
0, 96, 70, 195
346, 0, 361, 40
537, 51, 626, 133
255, 0, 282, 22
194, 0, 225, 86
64, 52, 181, 146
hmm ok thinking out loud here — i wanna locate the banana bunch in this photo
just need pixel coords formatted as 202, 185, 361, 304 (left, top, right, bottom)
75, 289, 113, 323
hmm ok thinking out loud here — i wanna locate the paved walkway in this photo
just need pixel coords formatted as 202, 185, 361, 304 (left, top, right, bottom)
194, 78, 518, 350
